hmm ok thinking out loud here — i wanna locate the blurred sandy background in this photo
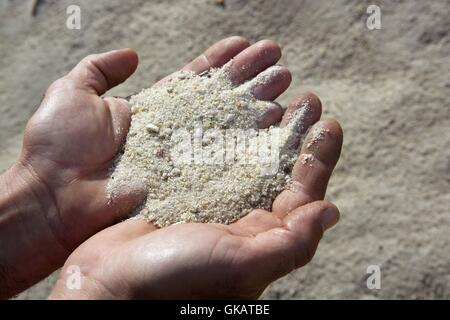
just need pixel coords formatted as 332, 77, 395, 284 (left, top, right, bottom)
1, 0, 449, 299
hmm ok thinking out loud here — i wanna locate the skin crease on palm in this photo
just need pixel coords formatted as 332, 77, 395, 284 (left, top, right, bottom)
43, 37, 343, 299
0, 36, 342, 298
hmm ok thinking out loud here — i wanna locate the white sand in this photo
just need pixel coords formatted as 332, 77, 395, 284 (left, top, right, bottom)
1, 0, 449, 299
107, 67, 304, 226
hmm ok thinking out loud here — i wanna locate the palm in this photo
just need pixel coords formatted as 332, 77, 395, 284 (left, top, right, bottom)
24, 90, 118, 169
61, 200, 334, 299
73, 216, 279, 299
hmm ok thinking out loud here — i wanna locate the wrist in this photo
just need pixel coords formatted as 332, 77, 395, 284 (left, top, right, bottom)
0, 160, 69, 298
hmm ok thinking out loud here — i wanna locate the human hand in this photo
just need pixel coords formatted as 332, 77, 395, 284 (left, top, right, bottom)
0, 48, 145, 296
50, 37, 343, 299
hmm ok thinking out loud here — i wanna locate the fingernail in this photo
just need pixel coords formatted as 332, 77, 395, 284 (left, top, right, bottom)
320, 207, 339, 231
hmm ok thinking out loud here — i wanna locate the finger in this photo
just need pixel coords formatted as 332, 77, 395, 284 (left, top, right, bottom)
227, 39, 282, 84
59, 176, 147, 248
240, 201, 339, 284
102, 177, 147, 222
249, 66, 292, 101
182, 36, 250, 73
154, 36, 250, 87
103, 97, 132, 153
280, 91, 322, 128
273, 119, 343, 216
66, 48, 139, 95
275, 92, 323, 152
256, 101, 284, 128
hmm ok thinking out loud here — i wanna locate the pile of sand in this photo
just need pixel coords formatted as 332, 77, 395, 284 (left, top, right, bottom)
107, 66, 307, 226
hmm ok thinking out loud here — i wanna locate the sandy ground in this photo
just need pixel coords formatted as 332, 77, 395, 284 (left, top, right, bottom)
1, 0, 449, 299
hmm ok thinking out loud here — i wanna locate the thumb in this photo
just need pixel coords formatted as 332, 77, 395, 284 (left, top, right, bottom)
242, 201, 339, 286
66, 48, 138, 95
282, 201, 340, 266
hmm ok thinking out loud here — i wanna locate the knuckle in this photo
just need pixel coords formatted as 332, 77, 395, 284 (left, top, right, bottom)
46, 77, 71, 95
81, 53, 98, 65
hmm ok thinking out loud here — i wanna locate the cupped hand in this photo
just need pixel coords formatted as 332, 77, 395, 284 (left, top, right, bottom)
50, 37, 343, 299
18, 48, 145, 251
0, 48, 150, 297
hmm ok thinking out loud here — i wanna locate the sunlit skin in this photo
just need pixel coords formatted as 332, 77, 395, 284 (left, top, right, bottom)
0, 37, 342, 299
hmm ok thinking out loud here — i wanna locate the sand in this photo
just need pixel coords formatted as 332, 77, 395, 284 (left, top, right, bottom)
1, 0, 449, 299
107, 66, 304, 226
